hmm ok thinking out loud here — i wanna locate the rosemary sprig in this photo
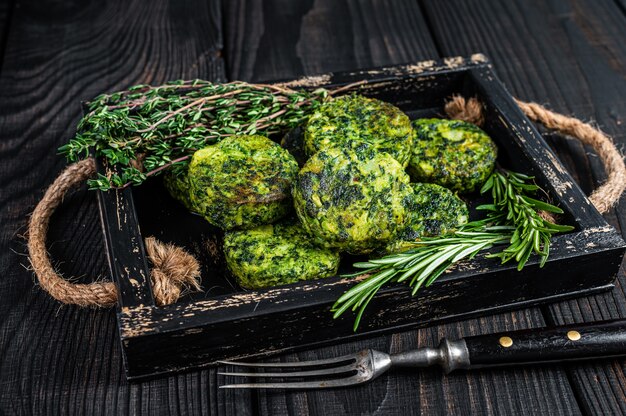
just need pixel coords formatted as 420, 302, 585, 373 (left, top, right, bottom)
334, 224, 514, 331
332, 169, 574, 331
59, 80, 335, 190
479, 171, 575, 269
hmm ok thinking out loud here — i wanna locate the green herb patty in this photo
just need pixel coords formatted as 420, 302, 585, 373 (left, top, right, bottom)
385, 183, 469, 253
293, 142, 411, 254
408, 118, 497, 193
304, 95, 415, 167
185, 135, 299, 230
224, 222, 340, 289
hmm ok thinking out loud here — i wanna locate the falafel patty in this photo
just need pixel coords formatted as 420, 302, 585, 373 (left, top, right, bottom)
304, 94, 415, 167
187, 135, 299, 230
293, 142, 410, 254
224, 222, 340, 289
408, 118, 497, 193
386, 183, 469, 253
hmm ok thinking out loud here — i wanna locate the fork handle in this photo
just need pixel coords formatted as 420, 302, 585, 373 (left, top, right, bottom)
461, 320, 626, 370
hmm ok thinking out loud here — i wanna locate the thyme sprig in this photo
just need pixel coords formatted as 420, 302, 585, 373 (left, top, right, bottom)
332, 169, 574, 331
59, 80, 339, 190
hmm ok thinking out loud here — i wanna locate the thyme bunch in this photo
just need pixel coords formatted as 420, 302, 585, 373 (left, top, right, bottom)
59, 80, 336, 190
332, 169, 574, 331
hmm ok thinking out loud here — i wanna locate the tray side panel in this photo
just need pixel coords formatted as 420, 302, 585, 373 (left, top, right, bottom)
96, 159, 154, 308
121, 244, 623, 379
468, 67, 608, 229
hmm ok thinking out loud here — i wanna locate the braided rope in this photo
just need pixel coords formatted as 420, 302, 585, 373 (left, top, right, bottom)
27, 158, 201, 307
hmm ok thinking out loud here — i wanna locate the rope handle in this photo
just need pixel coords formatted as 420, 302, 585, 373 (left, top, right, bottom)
27, 158, 201, 307
27, 97, 624, 307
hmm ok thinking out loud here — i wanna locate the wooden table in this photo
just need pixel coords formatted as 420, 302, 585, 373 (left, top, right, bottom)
1, 1, 625, 414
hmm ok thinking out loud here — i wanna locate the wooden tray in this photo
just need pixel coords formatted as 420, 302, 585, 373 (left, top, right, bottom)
96, 55, 626, 380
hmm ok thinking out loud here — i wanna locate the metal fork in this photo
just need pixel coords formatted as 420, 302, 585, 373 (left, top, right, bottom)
218, 320, 626, 389
219, 347, 458, 389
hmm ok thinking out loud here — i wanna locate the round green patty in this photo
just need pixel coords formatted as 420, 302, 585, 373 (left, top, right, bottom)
224, 222, 340, 289
187, 135, 299, 230
293, 142, 410, 254
386, 183, 469, 253
408, 118, 497, 193
304, 94, 415, 167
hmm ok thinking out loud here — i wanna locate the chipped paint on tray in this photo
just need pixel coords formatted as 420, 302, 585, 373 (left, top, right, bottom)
276, 74, 331, 88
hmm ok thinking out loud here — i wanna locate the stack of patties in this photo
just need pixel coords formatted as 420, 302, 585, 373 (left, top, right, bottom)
165, 94, 498, 290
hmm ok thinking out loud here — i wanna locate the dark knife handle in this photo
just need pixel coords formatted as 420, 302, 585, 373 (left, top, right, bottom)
463, 320, 626, 368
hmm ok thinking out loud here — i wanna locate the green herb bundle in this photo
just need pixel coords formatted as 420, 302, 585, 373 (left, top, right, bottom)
332, 170, 574, 331
59, 80, 333, 190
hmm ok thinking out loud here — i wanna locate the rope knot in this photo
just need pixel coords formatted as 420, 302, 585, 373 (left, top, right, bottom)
444, 95, 484, 126
145, 237, 201, 306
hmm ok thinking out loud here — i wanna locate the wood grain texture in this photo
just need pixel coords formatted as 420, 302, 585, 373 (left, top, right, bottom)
224, 0, 439, 80
421, 0, 626, 413
0, 0, 253, 415
0, 0, 13, 65
222, 1, 581, 415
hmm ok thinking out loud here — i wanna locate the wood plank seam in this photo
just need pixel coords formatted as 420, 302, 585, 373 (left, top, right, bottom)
415, 0, 444, 57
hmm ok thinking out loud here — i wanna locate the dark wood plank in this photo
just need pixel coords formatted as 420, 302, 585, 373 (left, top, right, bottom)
223, 1, 581, 415
224, 0, 439, 80
421, 0, 626, 413
0, 0, 13, 67
0, 1, 253, 415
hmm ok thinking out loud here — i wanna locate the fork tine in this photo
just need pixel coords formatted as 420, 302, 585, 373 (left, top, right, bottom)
218, 363, 357, 378
217, 354, 356, 368
219, 374, 367, 389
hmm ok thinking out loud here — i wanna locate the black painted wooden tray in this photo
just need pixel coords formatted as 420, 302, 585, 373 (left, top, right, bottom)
96, 55, 626, 380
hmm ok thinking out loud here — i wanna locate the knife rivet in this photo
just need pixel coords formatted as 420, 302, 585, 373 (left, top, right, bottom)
567, 330, 581, 341
499, 336, 513, 348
